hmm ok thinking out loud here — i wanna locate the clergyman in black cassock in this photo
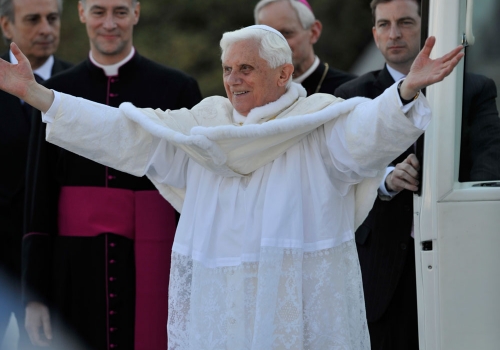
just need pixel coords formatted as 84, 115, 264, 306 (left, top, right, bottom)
23, 51, 201, 349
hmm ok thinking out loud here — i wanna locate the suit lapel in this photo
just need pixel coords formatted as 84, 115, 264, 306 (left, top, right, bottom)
51, 57, 66, 75
374, 65, 396, 92
1, 51, 10, 63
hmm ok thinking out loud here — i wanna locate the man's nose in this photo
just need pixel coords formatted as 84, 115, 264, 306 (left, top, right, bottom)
227, 71, 241, 85
37, 18, 52, 35
103, 14, 117, 30
389, 23, 401, 39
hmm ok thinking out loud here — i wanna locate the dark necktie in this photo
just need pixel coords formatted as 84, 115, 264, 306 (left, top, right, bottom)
22, 73, 45, 120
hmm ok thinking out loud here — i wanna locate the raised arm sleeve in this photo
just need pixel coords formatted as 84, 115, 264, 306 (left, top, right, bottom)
324, 81, 431, 180
44, 92, 162, 177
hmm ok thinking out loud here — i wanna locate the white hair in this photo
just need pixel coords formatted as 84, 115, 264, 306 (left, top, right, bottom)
254, 0, 315, 30
220, 26, 293, 87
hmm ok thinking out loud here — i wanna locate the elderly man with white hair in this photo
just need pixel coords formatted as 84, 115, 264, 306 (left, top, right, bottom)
0, 25, 462, 349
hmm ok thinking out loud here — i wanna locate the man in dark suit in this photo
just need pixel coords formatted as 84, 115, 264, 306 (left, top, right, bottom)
254, 0, 355, 96
0, 0, 71, 348
22, 0, 202, 349
334, 0, 500, 349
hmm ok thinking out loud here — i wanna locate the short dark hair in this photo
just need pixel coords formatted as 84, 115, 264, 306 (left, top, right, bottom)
370, 0, 421, 24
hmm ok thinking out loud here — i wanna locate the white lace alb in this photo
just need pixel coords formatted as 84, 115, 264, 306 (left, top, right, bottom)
168, 240, 370, 350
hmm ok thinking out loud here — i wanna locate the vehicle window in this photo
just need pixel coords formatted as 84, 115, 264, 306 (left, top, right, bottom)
459, 0, 500, 182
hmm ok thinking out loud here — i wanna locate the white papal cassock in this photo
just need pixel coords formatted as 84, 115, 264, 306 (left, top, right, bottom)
42, 82, 430, 350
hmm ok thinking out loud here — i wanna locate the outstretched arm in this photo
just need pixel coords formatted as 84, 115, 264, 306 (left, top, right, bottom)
400, 36, 464, 100
0, 43, 54, 112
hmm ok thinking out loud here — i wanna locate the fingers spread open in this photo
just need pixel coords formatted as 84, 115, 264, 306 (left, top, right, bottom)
421, 36, 436, 57
440, 45, 464, 63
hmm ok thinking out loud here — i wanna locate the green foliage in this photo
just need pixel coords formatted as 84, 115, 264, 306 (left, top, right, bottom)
2, 0, 373, 97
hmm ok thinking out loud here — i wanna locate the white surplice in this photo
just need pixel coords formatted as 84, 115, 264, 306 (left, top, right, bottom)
43, 82, 430, 349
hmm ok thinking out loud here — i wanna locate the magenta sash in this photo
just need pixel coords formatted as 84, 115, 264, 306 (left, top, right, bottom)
58, 186, 176, 350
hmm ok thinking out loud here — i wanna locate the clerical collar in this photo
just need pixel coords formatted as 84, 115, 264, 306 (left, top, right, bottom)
89, 47, 135, 76
386, 64, 406, 82
9, 51, 54, 81
292, 56, 320, 84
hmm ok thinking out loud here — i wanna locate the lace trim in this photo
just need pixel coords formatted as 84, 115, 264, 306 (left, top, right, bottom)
168, 240, 369, 349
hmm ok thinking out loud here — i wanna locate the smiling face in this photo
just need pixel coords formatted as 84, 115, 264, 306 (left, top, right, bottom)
372, 0, 421, 75
78, 0, 139, 65
222, 39, 292, 116
0, 0, 61, 69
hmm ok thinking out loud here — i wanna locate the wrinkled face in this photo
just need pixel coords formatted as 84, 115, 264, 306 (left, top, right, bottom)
223, 39, 284, 116
372, 0, 421, 73
0, 0, 61, 69
257, 1, 317, 74
78, 0, 139, 64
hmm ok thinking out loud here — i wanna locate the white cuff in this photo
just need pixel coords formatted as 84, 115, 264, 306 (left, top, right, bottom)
378, 166, 400, 198
395, 79, 428, 129
41, 90, 61, 124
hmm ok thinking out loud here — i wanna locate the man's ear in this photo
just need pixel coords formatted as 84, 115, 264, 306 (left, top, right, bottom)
277, 63, 294, 87
309, 20, 322, 45
0, 16, 12, 41
372, 26, 380, 49
133, 1, 140, 25
77, 1, 86, 24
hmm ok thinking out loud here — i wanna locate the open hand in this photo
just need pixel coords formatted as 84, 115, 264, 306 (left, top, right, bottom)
400, 36, 464, 99
0, 42, 36, 100
0, 42, 54, 112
